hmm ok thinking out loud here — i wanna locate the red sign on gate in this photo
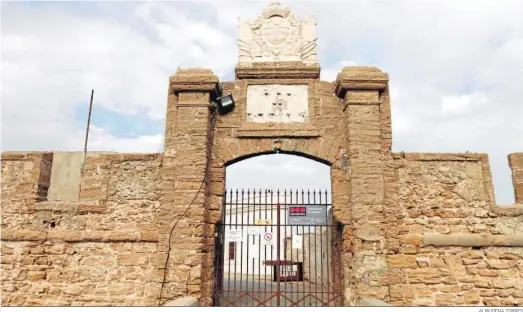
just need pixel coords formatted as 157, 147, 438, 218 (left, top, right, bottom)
289, 206, 307, 216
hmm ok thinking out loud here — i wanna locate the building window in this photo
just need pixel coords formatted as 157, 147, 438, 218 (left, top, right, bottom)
228, 242, 235, 261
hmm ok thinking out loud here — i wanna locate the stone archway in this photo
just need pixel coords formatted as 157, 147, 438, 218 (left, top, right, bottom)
157, 3, 394, 307
160, 62, 393, 306
212, 150, 343, 307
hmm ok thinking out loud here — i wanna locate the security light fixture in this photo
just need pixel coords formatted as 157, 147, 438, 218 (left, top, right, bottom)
214, 94, 235, 115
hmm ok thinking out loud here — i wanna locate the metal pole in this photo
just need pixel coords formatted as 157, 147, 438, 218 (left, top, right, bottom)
81, 89, 94, 174
276, 202, 281, 306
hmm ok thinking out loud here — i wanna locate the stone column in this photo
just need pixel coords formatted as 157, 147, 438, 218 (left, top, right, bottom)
334, 67, 393, 304
156, 69, 220, 305
508, 153, 523, 204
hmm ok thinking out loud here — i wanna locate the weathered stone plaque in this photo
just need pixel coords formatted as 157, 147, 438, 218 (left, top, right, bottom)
238, 2, 317, 63
247, 84, 309, 123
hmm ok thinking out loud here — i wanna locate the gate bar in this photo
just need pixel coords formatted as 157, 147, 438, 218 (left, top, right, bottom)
276, 200, 281, 306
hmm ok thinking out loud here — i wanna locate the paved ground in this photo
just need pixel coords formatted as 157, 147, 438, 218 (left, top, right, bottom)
218, 276, 337, 307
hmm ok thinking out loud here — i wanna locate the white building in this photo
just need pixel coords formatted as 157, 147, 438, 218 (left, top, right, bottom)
222, 192, 332, 279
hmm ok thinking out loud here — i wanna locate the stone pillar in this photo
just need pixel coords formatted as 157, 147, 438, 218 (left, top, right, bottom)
156, 69, 220, 305
334, 67, 392, 304
508, 153, 523, 204
0, 152, 53, 214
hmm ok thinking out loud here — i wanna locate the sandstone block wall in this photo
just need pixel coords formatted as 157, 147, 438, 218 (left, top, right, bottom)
1, 153, 163, 306
387, 153, 523, 306
1, 66, 521, 307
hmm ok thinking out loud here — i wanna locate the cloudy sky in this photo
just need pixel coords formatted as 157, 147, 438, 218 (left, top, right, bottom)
2, 1, 522, 204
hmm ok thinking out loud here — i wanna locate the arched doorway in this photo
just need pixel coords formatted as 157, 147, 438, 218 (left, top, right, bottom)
213, 153, 343, 307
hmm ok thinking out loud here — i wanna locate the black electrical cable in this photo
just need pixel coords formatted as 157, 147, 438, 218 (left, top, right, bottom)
158, 109, 218, 306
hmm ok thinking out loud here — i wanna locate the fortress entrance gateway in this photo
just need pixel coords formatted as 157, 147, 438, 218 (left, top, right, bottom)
214, 188, 342, 307
2, 1, 522, 307
194, 2, 393, 306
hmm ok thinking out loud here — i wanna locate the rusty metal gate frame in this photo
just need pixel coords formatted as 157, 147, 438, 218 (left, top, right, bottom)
213, 189, 342, 307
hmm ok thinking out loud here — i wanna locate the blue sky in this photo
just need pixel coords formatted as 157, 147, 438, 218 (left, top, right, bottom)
2, 0, 523, 204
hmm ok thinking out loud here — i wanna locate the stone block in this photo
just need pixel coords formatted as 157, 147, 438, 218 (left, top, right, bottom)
27, 271, 46, 282
140, 231, 159, 242
435, 294, 455, 306
116, 254, 148, 266
109, 284, 135, 296
492, 279, 515, 289
387, 255, 417, 268
2, 230, 47, 241
406, 268, 442, 284
62, 284, 84, 296
44, 244, 65, 255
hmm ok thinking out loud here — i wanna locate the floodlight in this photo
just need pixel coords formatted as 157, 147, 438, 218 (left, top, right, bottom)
215, 94, 235, 115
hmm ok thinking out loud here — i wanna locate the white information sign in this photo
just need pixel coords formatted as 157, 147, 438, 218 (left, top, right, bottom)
227, 229, 243, 242
247, 227, 261, 235
262, 232, 274, 246
292, 235, 303, 249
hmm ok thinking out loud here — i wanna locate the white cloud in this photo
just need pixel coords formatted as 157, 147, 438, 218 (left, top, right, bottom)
320, 60, 358, 81
2, 1, 522, 205
87, 126, 162, 153
441, 92, 488, 115
1, 1, 236, 152
226, 154, 331, 191
230, 154, 323, 176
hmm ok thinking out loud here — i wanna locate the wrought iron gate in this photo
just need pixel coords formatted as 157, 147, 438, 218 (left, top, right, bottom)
213, 189, 342, 307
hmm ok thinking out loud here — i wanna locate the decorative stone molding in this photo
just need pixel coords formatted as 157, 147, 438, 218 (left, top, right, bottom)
32, 200, 107, 214
236, 62, 320, 79
422, 233, 523, 247
238, 2, 317, 64
391, 152, 486, 162
236, 125, 320, 137
1, 229, 159, 242
0, 152, 54, 161
169, 69, 220, 98
333, 67, 389, 98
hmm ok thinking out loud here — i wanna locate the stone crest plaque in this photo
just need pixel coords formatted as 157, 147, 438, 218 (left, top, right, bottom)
238, 2, 317, 63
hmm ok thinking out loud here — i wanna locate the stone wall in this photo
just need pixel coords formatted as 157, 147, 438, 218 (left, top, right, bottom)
387, 153, 523, 306
509, 153, 523, 204
1, 152, 163, 306
2, 66, 522, 307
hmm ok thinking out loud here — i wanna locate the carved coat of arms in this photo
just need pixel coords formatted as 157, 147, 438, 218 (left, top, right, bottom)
238, 2, 317, 63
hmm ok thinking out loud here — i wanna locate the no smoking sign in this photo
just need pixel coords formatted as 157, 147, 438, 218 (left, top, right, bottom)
262, 232, 273, 246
